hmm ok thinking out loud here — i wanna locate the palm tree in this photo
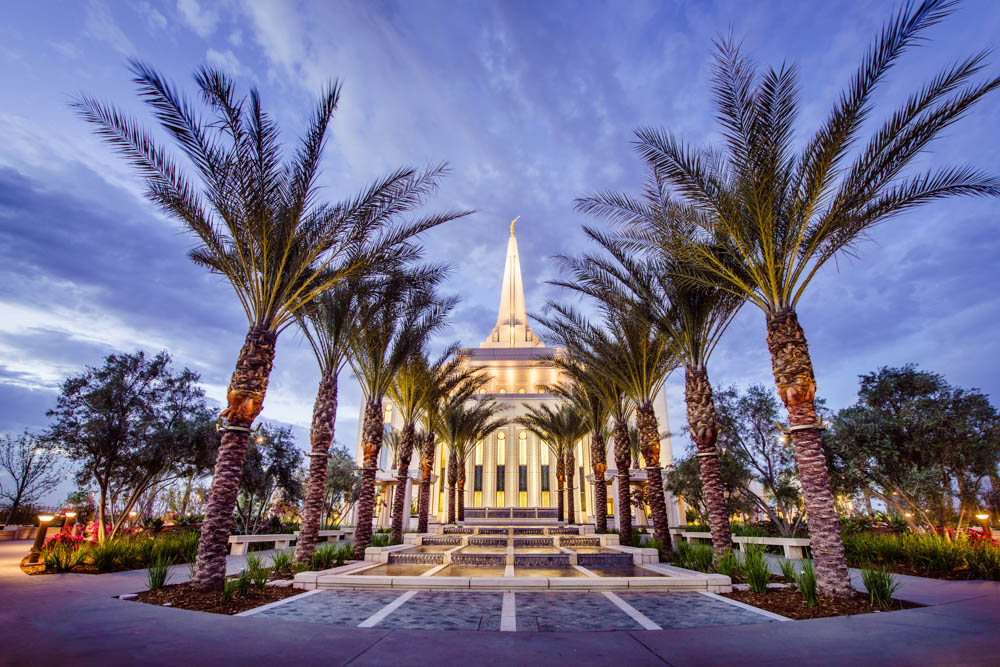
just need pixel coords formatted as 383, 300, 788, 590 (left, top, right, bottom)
387, 344, 462, 543
293, 282, 364, 565
517, 404, 588, 524
556, 213, 741, 559
416, 362, 488, 531
548, 359, 612, 532
73, 63, 471, 588
544, 303, 675, 543
437, 396, 506, 523
348, 268, 456, 555
633, 1, 1000, 596
537, 310, 636, 540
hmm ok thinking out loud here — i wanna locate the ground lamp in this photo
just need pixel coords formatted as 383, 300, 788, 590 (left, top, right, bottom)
976, 513, 991, 539
128, 510, 138, 526
64, 511, 77, 527
27, 514, 55, 564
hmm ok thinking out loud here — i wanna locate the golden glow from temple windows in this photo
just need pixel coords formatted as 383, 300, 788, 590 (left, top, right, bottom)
497, 387, 506, 394
475, 441, 483, 465
541, 443, 549, 465
518, 432, 527, 465
383, 405, 392, 424
497, 431, 505, 461
518, 387, 526, 394
542, 490, 550, 506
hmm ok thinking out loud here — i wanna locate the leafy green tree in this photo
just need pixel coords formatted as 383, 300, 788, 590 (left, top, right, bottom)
322, 444, 361, 528
715, 385, 806, 536
74, 62, 469, 588
827, 365, 1000, 531
234, 424, 303, 535
46, 351, 213, 541
634, 1, 1000, 596
664, 451, 754, 524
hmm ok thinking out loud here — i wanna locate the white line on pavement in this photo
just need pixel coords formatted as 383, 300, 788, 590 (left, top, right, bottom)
501, 591, 516, 632
236, 588, 322, 617
698, 591, 792, 621
602, 591, 661, 630
358, 590, 418, 627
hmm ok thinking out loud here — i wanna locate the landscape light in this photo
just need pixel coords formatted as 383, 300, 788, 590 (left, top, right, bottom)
904, 512, 912, 518
64, 511, 77, 518
28, 515, 55, 564
129, 510, 138, 517
976, 513, 990, 521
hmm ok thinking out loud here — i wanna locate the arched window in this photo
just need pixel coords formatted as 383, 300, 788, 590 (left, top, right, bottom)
383, 405, 393, 424
497, 387, 507, 394
517, 387, 526, 394
496, 431, 506, 506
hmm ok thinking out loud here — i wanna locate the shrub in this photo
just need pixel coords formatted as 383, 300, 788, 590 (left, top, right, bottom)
245, 554, 269, 589
146, 553, 172, 591
221, 579, 237, 603
334, 542, 354, 565
794, 559, 818, 607
741, 543, 771, 593
311, 544, 340, 570
292, 561, 310, 574
777, 557, 797, 586
43, 542, 86, 572
715, 550, 742, 580
967, 543, 1000, 580
861, 566, 900, 607
270, 550, 293, 576
647, 537, 666, 562
675, 542, 713, 572
370, 533, 391, 548
236, 570, 251, 597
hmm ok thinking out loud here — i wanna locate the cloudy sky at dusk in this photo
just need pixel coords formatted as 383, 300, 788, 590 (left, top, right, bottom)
2, 1, 999, 499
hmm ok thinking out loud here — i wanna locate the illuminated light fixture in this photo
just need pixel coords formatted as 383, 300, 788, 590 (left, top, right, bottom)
64, 511, 77, 519
37, 515, 54, 523
976, 513, 990, 521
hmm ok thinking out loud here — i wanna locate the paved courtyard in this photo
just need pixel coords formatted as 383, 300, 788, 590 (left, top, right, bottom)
248, 589, 776, 631
3, 541, 1000, 665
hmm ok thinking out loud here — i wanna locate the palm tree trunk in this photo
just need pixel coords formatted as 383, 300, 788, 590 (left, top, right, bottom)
591, 430, 608, 533
457, 472, 466, 522
353, 396, 384, 558
613, 418, 633, 545
565, 452, 576, 525
766, 308, 852, 598
447, 449, 457, 524
684, 365, 732, 560
555, 458, 565, 523
295, 369, 338, 565
193, 326, 276, 589
390, 422, 416, 543
417, 432, 435, 533
636, 402, 671, 549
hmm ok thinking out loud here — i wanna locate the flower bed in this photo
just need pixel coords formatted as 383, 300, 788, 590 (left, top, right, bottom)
723, 589, 920, 620
132, 582, 303, 615
843, 530, 1000, 580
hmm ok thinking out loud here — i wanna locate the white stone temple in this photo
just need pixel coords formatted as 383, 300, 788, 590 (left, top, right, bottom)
354, 221, 681, 529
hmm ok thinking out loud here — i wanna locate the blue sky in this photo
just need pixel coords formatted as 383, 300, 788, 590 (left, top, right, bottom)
1, 1, 999, 500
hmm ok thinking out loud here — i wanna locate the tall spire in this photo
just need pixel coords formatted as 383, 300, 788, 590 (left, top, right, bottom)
481, 219, 543, 348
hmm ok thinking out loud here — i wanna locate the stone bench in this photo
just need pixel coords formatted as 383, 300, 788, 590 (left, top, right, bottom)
228, 529, 354, 556
673, 530, 810, 560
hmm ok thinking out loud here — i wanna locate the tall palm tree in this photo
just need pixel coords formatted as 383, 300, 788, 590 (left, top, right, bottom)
633, 1, 1000, 596
544, 303, 675, 543
387, 344, 461, 543
349, 268, 456, 555
548, 360, 612, 532
538, 311, 636, 540
73, 63, 470, 588
556, 214, 741, 559
437, 397, 506, 523
293, 282, 365, 565
416, 363, 489, 530
517, 404, 588, 524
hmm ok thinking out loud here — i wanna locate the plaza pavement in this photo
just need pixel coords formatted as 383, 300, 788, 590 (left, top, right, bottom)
1, 540, 998, 666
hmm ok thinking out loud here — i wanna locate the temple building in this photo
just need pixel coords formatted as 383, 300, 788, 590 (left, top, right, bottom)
355, 221, 681, 529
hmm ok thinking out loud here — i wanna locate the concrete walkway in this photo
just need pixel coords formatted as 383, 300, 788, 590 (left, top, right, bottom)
1, 541, 997, 666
